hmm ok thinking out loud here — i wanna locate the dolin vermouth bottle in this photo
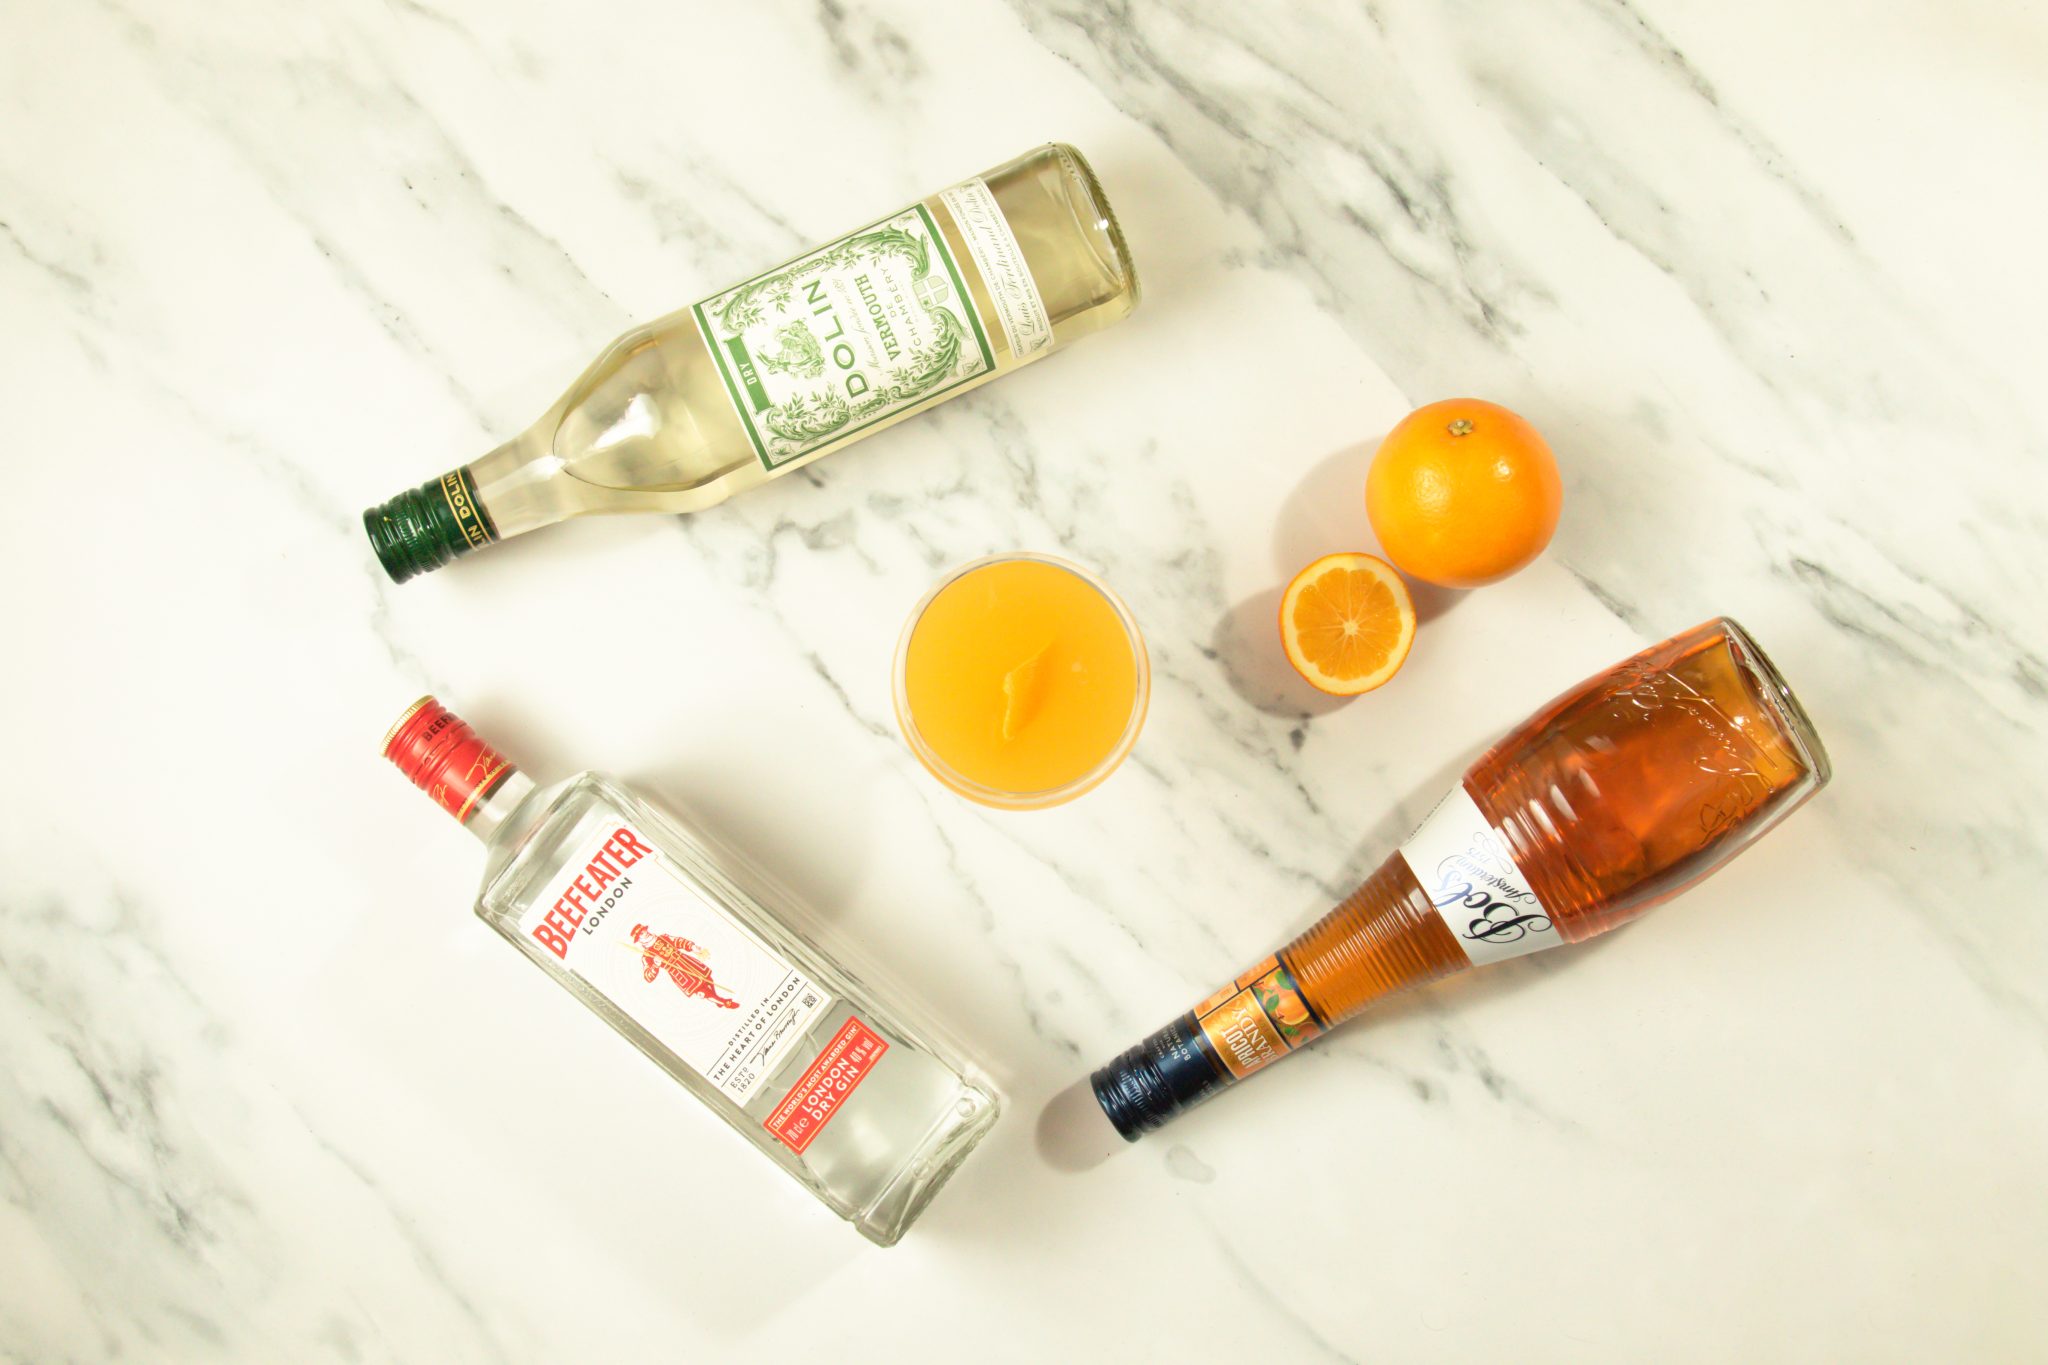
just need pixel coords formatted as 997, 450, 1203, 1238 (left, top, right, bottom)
1092, 618, 1832, 1138
364, 143, 1137, 580
383, 698, 998, 1244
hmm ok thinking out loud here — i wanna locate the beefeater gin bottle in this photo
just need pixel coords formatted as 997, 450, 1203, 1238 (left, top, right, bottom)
383, 698, 998, 1245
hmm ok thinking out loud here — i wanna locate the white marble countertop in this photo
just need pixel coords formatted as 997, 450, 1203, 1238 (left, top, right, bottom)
4, 0, 2044, 1359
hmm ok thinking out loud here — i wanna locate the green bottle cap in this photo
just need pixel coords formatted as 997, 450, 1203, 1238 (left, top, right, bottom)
362, 468, 497, 583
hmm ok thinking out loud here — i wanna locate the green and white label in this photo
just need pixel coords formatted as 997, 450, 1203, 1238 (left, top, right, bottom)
940, 179, 1052, 360
694, 204, 995, 471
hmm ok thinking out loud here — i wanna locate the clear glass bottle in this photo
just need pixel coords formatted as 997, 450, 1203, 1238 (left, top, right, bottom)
364, 142, 1138, 581
1092, 618, 1832, 1137
383, 697, 999, 1244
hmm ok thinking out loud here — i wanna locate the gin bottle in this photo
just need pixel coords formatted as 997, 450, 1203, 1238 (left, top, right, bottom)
364, 143, 1138, 581
383, 698, 999, 1244
1092, 618, 1832, 1137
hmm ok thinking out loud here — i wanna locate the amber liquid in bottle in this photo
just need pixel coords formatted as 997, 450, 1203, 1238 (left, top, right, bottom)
1092, 618, 1831, 1138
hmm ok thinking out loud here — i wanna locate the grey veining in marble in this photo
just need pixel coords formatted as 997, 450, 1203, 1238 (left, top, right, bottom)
3, 0, 2043, 1359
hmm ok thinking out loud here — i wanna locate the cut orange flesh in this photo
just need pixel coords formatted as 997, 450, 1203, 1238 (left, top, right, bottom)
1279, 553, 1416, 695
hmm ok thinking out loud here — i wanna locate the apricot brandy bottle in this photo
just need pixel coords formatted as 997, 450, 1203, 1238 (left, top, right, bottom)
1091, 618, 1832, 1138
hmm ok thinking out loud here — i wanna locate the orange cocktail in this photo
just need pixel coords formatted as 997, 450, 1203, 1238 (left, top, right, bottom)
895, 554, 1149, 809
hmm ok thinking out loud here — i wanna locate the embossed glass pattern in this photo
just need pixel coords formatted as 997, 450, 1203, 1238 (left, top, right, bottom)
1093, 618, 1831, 1138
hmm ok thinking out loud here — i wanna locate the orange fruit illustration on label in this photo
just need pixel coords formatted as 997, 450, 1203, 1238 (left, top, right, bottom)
1254, 972, 1320, 1043
1365, 398, 1563, 588
1279, 553, 1416, 696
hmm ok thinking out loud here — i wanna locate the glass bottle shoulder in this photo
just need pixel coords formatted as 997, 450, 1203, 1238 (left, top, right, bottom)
473, 770, 597, 900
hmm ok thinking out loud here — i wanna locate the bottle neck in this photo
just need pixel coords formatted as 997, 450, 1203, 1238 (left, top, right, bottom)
382, 697, 533, 838
362, 466, 501, 583
465, 768, 536, 842
1091, 849, 1451, 1140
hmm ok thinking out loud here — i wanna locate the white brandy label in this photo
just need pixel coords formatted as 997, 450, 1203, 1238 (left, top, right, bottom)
938, 178, 1052, 361
1400, 786, 1561, 967
519, 821, 832, 1101
693, 203, 996, 472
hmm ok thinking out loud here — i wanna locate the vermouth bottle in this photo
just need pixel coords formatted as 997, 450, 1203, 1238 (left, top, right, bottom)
364, 143, 1138, 581
383, 698, 999, 1244
1092, 618, 1832, 1138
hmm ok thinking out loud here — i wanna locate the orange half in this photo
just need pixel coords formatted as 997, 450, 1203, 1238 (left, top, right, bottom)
1279, 553, 1416, 695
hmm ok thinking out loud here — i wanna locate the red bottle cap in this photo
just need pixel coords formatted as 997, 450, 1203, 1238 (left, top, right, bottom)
382, 696, 515, 824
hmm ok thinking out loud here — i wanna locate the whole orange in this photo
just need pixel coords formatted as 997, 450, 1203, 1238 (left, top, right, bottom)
1365, 398, 1563, 588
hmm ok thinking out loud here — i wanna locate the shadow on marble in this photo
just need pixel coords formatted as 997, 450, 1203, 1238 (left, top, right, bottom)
1270, 435, 1384, 573
1211, 435, 1475, 718
1406, 578, 1468, 626
1033, 1077, 1132, 1173
453, 692, 584, 780
1210, 585, 1349, 718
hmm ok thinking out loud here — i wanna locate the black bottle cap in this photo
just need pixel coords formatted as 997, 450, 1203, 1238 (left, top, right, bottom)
1090, 1015, 1231, 1141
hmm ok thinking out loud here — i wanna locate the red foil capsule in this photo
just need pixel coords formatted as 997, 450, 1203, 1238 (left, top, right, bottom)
382, 696, 515, 824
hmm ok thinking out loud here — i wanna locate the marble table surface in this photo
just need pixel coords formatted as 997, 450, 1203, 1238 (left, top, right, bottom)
4, 0, 2044, 1359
